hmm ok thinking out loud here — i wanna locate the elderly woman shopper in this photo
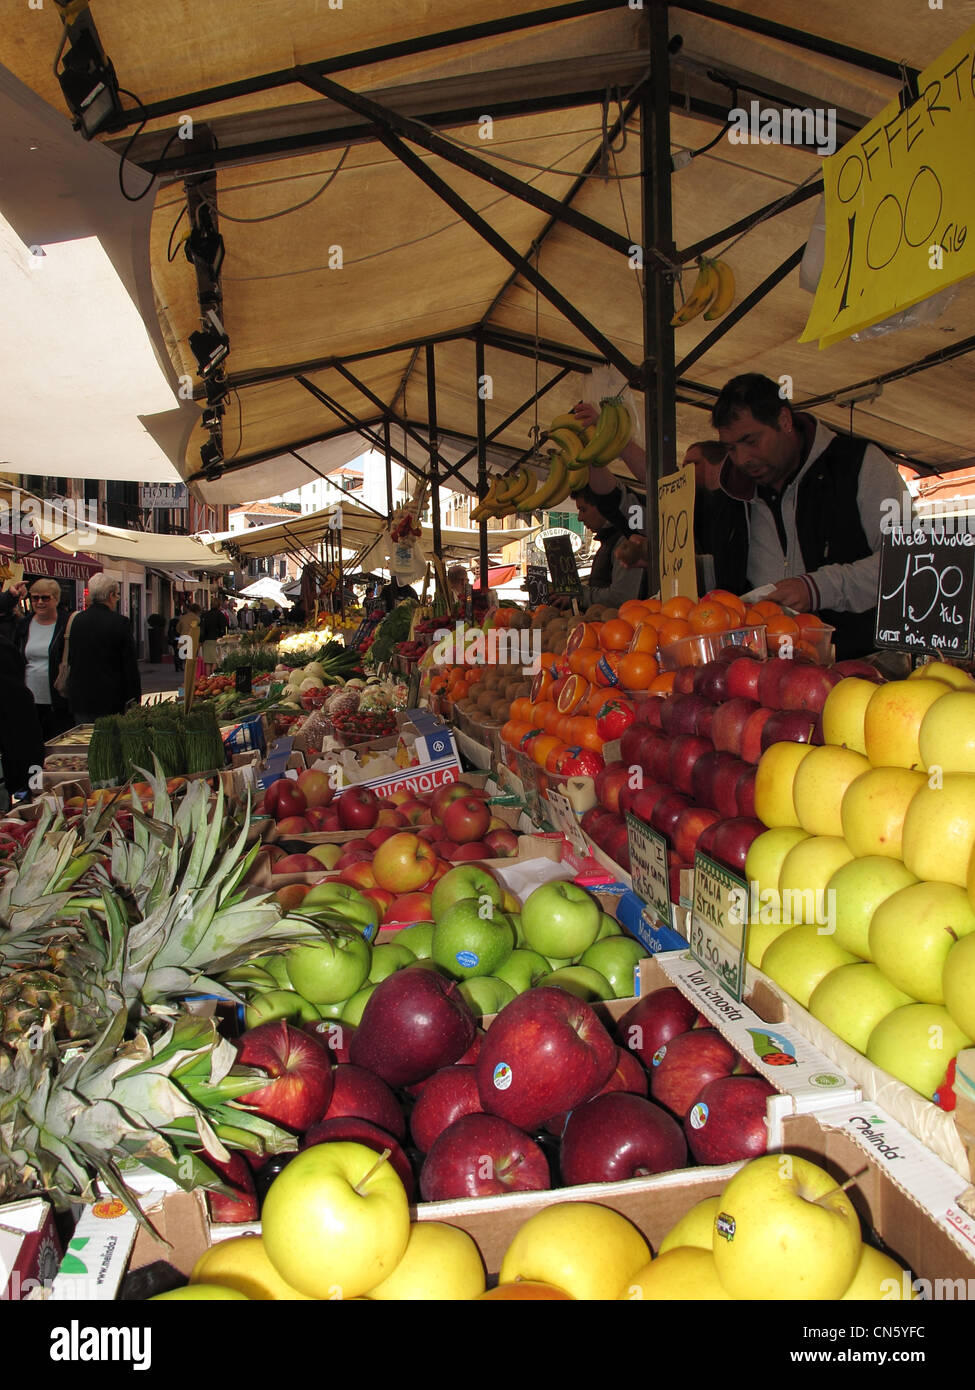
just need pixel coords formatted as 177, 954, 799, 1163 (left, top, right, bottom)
16, 577, 72, 740
65, 573, 141, 722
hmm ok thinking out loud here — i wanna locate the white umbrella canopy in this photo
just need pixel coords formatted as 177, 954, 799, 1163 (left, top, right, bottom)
237, 576, 290, 605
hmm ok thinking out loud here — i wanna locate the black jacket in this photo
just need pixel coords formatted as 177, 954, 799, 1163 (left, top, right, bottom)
66, 601, 142, 719
200, 607, 228, 641
0, 590, 21, 646
15, 606, 71, 714
0, 635, 44, 798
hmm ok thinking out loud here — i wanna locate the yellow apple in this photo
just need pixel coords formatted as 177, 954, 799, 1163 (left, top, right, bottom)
190, 1235, 313, 1300
821, 677, 878, 754
791, 746, 871, 837
839, 767, 925, 859
622, 1247, 729, 1300
902, 773, 975, 887
745, 916, 791, 968
909, 660, 975, 691
869, 880, 975, 1003
918, 690, 975, 773
658, 1196, 720, 1254
777, 835, 855, 925
827, 855, 918, 959
866, 1003, 973, 1099
863, 678, 952, 769
744, 827, 810, 897
942, 934, 975, 1039
759, 924, 857, 1008
754, 743, 815, 829
712, 1153, 862, 1300
808, 963, 913, 1053
499, 1202, 650, 1300
501, 889, 521, 914
261, 1142, 411, 1299
840, 1243, 917, 1299
150, 1285, 249, 1300
365, 1222, 486, 1300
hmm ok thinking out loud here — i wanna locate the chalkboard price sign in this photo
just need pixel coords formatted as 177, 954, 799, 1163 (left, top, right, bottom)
525, 564, 550, 606
543, 534, 582, 598
875, 528, 975, 659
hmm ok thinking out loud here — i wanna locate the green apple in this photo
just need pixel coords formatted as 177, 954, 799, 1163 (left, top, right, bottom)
285, 932, 372, 1004
365, 1220, 486, 1301
545, 955, 573, 970
807, 963, 914, 1053
229, 963, 279, 992
341, 982, 378, 1025
499, 1201, 650, 1301
244, 989, 320, 1029
943, 934, 975, 1038
595, 912, 619, 941
368, 943, 414, 983
792, 745, 871, 838
151, 1285, 249, 1300
827, 856, 919, 960
711, 1153, 862, 1300
458, 975, 517, 1017
492, 948, 551, 995
744, 917, 789, 968
578, 935, 644, 999
658, 1196, 720, 1255
902, 773, 975, 887
777, 835, 855, 925
430, 864, 503, 919
315, 999, 347, 1018
759, 924, 857, 1008
261, 1141, 411, 1299
432, 899, 514, 980
301, 883, 380, 939
866, 1003, 973, 1099
543, 965, 613, 1001
505, 912, 525, 946
250, 954, 295, 990
394, 922, 434, 958
308, 843, 342, 869
744, 827, 810, 898
521, 882, 601, 959
869, 881, 975, 1003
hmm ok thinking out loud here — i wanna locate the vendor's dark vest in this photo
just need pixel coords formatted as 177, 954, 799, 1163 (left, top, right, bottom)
764, 434, 875, 659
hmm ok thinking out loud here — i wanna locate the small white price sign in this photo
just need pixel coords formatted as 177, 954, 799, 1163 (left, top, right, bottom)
689, 853, 749, 1000
546, 790, 587, 855
625, 813, 672, 930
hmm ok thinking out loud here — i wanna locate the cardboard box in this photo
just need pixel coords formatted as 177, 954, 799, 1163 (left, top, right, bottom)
747, 963, 975, 1182
0, 1198, 61, 1302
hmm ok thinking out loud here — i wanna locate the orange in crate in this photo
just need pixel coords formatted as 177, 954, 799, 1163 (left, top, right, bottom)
661, 595, 694, 619
510, 696, 532, 723
618, 599, 654, 627
795, 612, 829, 630
765, 613, 800, 641
530, 669, 554, 702
618, 651, 658, 690
533, 700, 560, 732
704, 589, 747, 622
568, 715, 603, 753
648, 671, 676, 694
599, 618, 634, 652
501, 719, 532, 746
656, 616, 693, 646
557, 674, 591, 713
688, 600, 735, 634
750, 599, 783, 619
531, 734, 561, 768
566, 621, 600, 653
593, 652, 623, 688
629, 620, 660, 654
544, 741, 569, 773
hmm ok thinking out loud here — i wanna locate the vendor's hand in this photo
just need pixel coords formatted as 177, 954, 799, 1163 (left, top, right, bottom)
766, 578, 812, 612
571, 400, 598, 428
11, 581, 27, 600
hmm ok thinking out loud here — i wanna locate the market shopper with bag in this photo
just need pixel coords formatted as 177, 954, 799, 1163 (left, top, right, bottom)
199, 600, 228, 674
65, 574, 142, 723
16, 577, 73, 740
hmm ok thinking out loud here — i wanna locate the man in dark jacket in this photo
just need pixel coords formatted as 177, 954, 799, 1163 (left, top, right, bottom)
0, 634, 45, 803
66, 574, 141, 721
0, 581, 28, 645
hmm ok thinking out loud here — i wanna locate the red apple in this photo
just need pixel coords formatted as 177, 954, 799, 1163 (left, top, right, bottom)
650, 790, 691, 844
650, 1028, 738, 1118
273, 782, 308, 823
441, 797, 491, 845
726, 654, 762, 701
365, 826, 400, 850
636, 695, 664, 728
419, 1113, 551, 1201
382, 891, 434, 925
709, 816, 764, 874
301, 1116, 414, 1199
303, 1018, 355, 1063
235, 1021, 334, 1131
372, 831, 438, 893
668, 735, 713, 796
673, 806, 722, 864
673, 665, 697, 694
303, 807, 334, 831
296, 769, 334, 809
272, 853, 326, 875
363, 887, 396, 915
759, 709, 818, 752
661, 694, 710, 737
337, 862, 378, 890
484, 828, 519, 858
683, 1074, 777, 1165
334, 846, 372, 868
712, 756, 752, 819
430, 781, 480, 822
275, 815, 311, 835
712, 699, 761, 756
447, 841, 494, 862
319, 1062, 406, 1140
409, 1065, 483, 1153
417, 823, 450, 844
734, 765, 757, 817
375, 806, 408, 828
617, 988, 702, 1066
475, 986, 617, 1131
337, 787, 380, 830
832, 659, 884, 682
602, 820, 631, 870
740, 706, 775, 764
350, 966, 477, 1086
757, 659, 793, 710
693, 661, 730, 704
200, 1148, 259, 1224
779, 663, 842, 713
560, 1091, 688, 1184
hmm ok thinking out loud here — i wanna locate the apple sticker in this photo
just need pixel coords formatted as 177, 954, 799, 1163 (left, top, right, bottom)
456, 951, 479, 970
492, 1062, 513, 1091
688, 1102, 708, 1130
651, 1044, 667, 1067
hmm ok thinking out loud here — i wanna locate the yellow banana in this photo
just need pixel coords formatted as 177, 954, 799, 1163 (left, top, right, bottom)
671, 258, 720, 327
577, 399, 619, 464
471, 479, 503, 521
548, 412, 587, 435
506, 466, 537, 505
516, 453, 570, 512
547, 427, 584, 461
595, 399, 632, 465
567, 461, 590, 494
703, 258, 735, 320
495, 468, 530, 504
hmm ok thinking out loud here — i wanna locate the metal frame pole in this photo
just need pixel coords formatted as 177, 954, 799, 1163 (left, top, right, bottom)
475, 337, 489, 591
426, 344, 443, 564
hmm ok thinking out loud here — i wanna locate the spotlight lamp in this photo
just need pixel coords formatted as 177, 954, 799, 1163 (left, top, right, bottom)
55, 6, 123, 139
185, 206, 225, 279
200, 439, 223, 473
190, 326, 229, 379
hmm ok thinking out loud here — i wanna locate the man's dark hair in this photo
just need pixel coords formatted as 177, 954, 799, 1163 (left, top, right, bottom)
711, 374, 793, 429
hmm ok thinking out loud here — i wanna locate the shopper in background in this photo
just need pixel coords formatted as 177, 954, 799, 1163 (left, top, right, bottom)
379, 576, 418, 611
167, 611, 184, 672
17, 577, 72, 740
685, 440, 750, 595
712, 373, 914, 658
0, 634, 44, 805
566, 482, 647, 610
199, 599, 228, 675
65, 574, 141, 723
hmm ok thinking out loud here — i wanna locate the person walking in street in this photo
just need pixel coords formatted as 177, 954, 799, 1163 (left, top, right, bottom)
0, 634, 44, 807
65, 573, 142, 722
16, 577, 73, 740
0, 581, 28, 645
167, 611, 184, 672
199, 599, 228, 675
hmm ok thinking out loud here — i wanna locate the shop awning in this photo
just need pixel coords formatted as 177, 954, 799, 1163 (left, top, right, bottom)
28, 513, 233, 571
488, 565, 518, 587
0, 534, 102, 582
149, 567, 209, 587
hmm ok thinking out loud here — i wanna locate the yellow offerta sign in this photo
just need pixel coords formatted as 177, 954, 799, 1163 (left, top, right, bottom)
658, 464, 697, 602
801, 24, 975, 349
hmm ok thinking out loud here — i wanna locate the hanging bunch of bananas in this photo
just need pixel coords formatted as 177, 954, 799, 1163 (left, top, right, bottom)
670, 256, 735, 327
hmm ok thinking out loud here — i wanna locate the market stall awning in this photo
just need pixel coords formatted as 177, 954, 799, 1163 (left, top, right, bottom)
28, 514, 233, 571
488, 565, 518, 587
238, 576, 290, 605
149, 567, 210, 587
0, 533, 102, 582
